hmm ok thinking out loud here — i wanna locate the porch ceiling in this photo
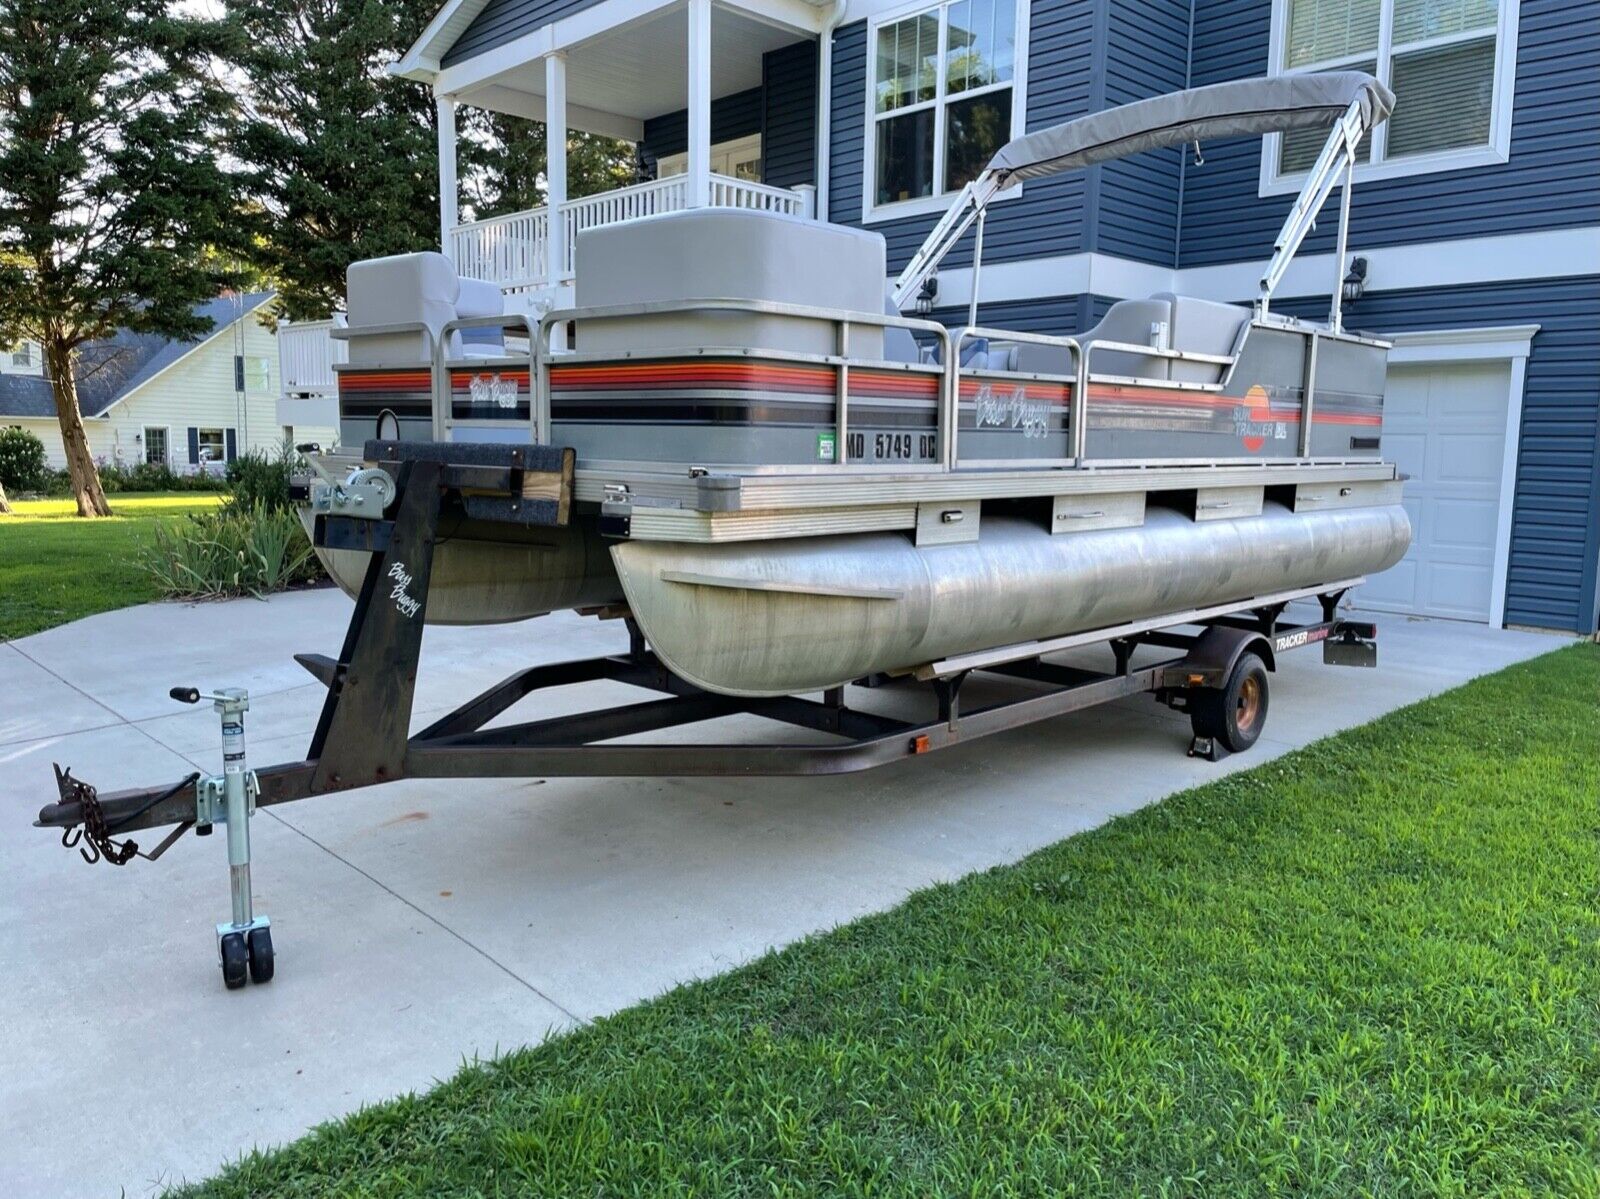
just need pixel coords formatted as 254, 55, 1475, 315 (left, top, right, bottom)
453, 3, 813, 139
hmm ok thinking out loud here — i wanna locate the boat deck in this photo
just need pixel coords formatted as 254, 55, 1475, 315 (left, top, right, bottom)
315, 451, 1399, 543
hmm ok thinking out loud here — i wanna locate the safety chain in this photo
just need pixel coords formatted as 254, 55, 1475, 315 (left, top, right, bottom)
58, 771, 138, 866
55, 767, 199, 867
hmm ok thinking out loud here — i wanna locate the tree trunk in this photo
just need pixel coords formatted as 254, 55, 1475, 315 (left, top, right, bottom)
44, 340, 111, 517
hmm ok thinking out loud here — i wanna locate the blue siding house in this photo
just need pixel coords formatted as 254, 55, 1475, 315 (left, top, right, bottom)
394, 0, 1599, 633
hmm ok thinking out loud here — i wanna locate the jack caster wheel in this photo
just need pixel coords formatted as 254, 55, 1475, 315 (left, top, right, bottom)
1190, 651, 1270, 754
220, 932, 249, 990
248, 926, 275, 985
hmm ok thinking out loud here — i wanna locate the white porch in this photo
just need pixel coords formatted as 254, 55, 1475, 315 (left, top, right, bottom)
414, 0, 830, 300
452, 172, 814, 296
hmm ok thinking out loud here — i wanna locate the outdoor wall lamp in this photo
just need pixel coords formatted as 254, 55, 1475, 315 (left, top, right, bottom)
915, 273, 938, 316
1342, 256, 1369, 304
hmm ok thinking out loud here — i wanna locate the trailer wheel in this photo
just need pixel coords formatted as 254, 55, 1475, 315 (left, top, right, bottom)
1191, 652, 1269, 753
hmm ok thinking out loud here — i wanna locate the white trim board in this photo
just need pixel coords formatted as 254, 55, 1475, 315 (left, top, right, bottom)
915, 226, 1600, 310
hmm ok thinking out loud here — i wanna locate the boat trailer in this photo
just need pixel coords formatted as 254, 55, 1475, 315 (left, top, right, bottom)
34, 449, 1379, 989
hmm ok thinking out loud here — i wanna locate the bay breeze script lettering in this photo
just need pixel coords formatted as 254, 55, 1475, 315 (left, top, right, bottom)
387, 561, 422, 618
973, 384, 1052, 439
468, 373, 519, 408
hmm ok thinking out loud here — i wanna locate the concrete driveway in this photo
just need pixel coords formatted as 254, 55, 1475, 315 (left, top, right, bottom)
0, 590, 1560, 1197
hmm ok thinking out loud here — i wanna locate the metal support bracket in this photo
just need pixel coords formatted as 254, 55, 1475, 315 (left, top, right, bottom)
195, 770, 259, 828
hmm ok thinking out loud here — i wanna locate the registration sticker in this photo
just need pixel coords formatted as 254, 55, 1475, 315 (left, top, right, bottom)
817, 431, 837, 463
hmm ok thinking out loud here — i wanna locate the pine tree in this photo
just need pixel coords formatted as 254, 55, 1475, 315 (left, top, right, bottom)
0, 0, 247, 517
461, 110, 640, 220
225, 0, 444, 322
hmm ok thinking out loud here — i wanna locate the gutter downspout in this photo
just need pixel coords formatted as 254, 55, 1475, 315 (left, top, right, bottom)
814, 0, 848, 223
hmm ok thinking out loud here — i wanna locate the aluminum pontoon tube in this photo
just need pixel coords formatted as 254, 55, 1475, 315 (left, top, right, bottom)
304, 512, 624, 626
612, 502, 1411, 697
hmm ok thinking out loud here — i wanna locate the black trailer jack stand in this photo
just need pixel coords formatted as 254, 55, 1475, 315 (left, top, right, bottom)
34, 446, 1381, 987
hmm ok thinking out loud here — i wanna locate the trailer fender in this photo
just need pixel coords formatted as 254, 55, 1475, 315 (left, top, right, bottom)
1182, 625, 1275, 689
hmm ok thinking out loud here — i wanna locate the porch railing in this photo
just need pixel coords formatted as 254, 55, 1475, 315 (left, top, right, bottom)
278, 317, 347, 398
451, 173, 815, 292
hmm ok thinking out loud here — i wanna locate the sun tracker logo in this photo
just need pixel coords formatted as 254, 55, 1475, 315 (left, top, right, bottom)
1234, 384, 1288, 452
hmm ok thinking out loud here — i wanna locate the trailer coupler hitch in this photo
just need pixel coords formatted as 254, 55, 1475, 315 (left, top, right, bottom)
53, 765, 199, 866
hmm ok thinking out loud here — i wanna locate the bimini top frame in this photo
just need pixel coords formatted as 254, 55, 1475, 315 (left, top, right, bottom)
891, 72, 1396, 332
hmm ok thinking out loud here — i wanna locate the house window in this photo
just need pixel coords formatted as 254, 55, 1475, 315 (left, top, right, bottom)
658, 134, 763, 182
1266, 0, 1517, 189
196, 428, 226, 463
868, 0, 1022, 214
243, 355, 272, 393
144, 427, 168, 466
11, 344, 32, 367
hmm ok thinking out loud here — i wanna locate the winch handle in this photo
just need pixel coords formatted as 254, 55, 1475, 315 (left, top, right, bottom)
170, 687, 202, 705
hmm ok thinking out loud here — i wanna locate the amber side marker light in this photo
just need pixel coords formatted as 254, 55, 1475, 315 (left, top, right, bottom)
911, 734, 932, 754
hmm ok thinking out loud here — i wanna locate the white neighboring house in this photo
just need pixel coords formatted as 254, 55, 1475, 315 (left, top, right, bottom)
0, 292, 339, 474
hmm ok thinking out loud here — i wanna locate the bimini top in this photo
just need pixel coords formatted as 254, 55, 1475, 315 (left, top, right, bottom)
986, 72, 1394, 185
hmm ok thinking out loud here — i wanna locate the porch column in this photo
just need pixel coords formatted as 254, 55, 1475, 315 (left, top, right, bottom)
686, 0, 712, 208
436, 95, 459, 262
545, 52, 568, 286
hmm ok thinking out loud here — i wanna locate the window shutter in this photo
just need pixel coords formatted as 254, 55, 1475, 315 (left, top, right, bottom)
187, 427, 200, 465
225, 428, 238, 462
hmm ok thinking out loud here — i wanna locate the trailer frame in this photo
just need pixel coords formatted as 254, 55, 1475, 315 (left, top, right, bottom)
34, 456, 1378, 987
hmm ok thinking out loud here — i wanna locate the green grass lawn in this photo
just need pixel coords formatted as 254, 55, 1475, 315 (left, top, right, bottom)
178, 645, 1599, 1198
0, 492, 225, 640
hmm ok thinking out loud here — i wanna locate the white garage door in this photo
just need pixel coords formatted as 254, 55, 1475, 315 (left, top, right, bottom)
1359, 360, 1511, 622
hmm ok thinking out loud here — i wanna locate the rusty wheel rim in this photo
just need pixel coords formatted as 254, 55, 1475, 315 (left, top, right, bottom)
1236, 674, 1262, 732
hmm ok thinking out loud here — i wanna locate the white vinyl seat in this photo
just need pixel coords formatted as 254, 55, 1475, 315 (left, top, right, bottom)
454, 277, 507, 358
575, 209, 894, 359
1008, 298, 1173, 380
345, 252, 516, 366
1153, 292, 1248, 383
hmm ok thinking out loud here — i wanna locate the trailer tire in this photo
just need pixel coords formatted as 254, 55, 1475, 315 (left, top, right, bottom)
1191, 652, 1269, 753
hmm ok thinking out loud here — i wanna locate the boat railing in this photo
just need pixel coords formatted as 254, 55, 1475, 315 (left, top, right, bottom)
432, 314, 541, 442
950, 327, 1083, 469
1082, 339, 1234, 390
535, 298, 955, 468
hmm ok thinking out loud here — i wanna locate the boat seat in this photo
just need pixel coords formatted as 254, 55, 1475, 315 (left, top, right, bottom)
454, 277, 507, 358
1009, 298, 1174, 380
345, 252, 516, 365
1153, 292, 1248, 383
345, 251, 460, 366
882, 296, 924, 364
575, 208, 893, 359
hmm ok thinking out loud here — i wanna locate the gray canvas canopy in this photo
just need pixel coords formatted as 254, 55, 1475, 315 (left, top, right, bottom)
986, 72, 1394, 185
